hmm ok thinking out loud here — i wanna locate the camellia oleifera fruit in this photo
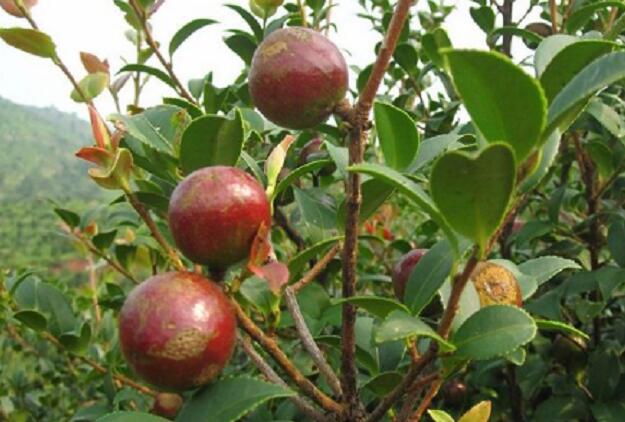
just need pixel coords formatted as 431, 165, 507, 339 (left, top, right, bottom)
249, 27, 348, 130
119, 272, 236, 391
0, 0, 37, 17
249, 0, 283, 18
168, 166, 271, 271
151, 393, 184, 419
470, 262, 522, 307
392, 249, 428, 300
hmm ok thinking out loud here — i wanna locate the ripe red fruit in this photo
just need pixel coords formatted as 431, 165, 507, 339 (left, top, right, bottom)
392, 249, 427, 300
168, 166, 271, 271
151, 393, 183, 419
249, 27, 348, 129
0, 0, 37, 17
118, 272, 237, 391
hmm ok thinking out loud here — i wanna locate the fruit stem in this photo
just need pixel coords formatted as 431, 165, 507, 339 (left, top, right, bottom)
240, 336, 331, 422
339, 1, 415, 419
296, 0, 309, 28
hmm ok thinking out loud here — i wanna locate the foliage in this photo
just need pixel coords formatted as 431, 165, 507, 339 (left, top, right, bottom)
2, 0, 625, 421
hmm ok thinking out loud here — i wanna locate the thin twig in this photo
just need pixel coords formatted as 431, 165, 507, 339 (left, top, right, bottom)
274, 208, 306, 251
125, 191, 186, 271
297, 0, 309, 27
407, 378, 444, 422
292, 243, 341, 293
284, 287, 343, 397
231, 299, 343, 414
340, 1, 414, 418
240, 336, 330, 422
549, 0, 559, 33
128, 0, 197, 104
396, 372, 439, 421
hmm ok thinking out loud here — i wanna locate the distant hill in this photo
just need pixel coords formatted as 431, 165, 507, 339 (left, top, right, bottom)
0, 97, 104, 269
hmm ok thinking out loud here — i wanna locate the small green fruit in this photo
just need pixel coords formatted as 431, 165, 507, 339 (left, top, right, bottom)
249, 0, 279, 19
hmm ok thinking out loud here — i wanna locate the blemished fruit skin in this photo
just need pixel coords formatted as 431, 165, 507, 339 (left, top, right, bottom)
168, 166, 271, 271
249, 27, 348, 130
152, 393, 184, 419
392, 249, 428, 300
0, 0, 37, 17
118, 272, 237, 391
470, 262, 523, 307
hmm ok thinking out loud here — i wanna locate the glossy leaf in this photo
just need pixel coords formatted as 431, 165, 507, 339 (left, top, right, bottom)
337, 179, 394, 230
430, 144, 515, 252
422, 28, 451, 68
442, 49, 547, 161
535, 319, 590, 340
0, 27, 56, 58
332, 296, 408, 319
169, 18, 217, 56
404, 239, 455, 315
176, 377, 294, 422
458, 401, 492, 422
97, 411, 169, 421
180, 110, 244, 174
453, 305, 536, 360
608, 219, 625, 267
118, 64, 177, 90
375, 310, 455, 352
566, 1, 625, 33
546, 52, 625, 137
374, 101, 419, 170
428, 410, 454, 422
517, 256, 580, 287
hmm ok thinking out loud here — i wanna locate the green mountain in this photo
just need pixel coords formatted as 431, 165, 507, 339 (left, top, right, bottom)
0, 97, 103, 269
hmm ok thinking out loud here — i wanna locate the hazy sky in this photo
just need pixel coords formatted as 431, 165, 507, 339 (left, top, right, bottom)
0, 1, 538, 117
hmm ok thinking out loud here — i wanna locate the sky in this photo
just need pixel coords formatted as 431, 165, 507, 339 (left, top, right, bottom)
0, 0, 539, 117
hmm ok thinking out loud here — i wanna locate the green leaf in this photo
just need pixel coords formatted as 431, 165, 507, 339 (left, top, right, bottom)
394, 43, 419, 71
586, 140, 615, 180
92, 230, 118, 250
293, 187, 336, 231
430, 144, 515, 252
404, 239, 455, 315
0, 27, 56, 58
225, 5, 264, 41
347, 163, 457, 249
591, 401, 625, 421
409, 133, 472, 173
169, 18, 217, 56
361, 372, 403, 396
540, 40, 616, 104
608, 219, 625, 267
587, 349, 621, 400
224, 32, 257, 65
428, 410, 455, 422
54, 208, 80, 228
546, 52, 625, 137
442, 49, 547, 162
535, 34, 578, 77
97, 411, 169, 421
519, 129, 561, 193
453, 305, 536, 360
586, 99, 625, 138
288, 237, 342, 280
59, 321, 92, 352
487, 26, 543, 48
332, 296, 409, 319
274, 159, 334, 197
13, 309, 47, 331
375, 310, 455, 352
179, 110, 245, 174
566, 1, 625, 33
176, 377, 294, 422
118, 64, 177, 90
422, 28, 451, 68
534, 319, 589, 341
517, 256, 580, 287
240, 276, 279, 319
71, 72, 109, 103
315, 335, 378, 375
470, 6, 495, 33
374, 101, 419, 170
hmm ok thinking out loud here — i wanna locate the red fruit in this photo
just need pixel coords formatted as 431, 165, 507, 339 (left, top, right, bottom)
168, 166, 271, 271
249, 27, 348, 129
118, 272, 237, 391
392, 249, 427, 300
152, 393, 184, 419
0, 0, 37, 17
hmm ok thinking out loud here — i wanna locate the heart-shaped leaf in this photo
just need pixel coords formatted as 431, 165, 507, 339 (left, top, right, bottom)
431, 144, 515, 252
442, 49, 547, 162
180, 110, 244, 174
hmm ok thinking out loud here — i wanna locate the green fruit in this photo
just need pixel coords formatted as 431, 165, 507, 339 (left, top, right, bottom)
249, 0, 279, 19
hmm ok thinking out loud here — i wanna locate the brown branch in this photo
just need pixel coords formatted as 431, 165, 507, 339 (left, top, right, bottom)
128, 0, 197, 104
125, 191, 186, 271
549, 0, 559, 33
501, 0, 514, 56
396, 372, 439, 421
240, 336, 330, 422
340, 2, 414, 418
407, 378, 444, 422
231, 299, 343, 414
292, 243, 341, 293
284, 287, 343, 397
72, 230, 139, 284
506, 364, 526, 422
